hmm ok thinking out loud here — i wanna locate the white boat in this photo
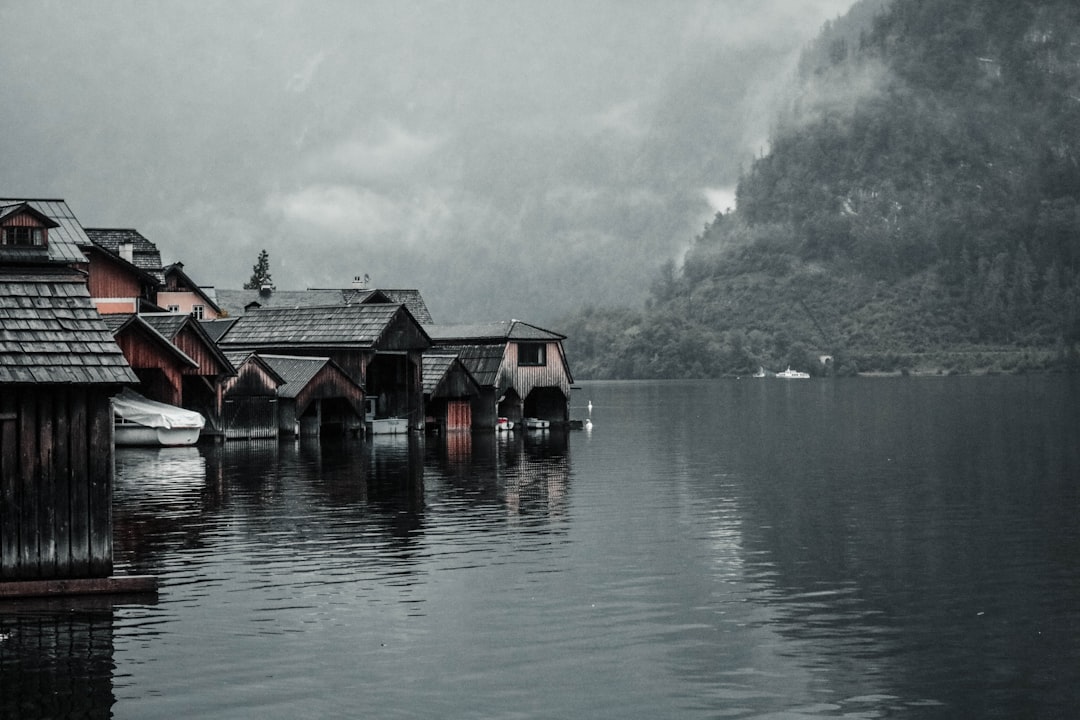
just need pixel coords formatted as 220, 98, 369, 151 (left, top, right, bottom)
370, 417, 409, 435
776, 367, 810, 379
113, 389, 205, 446
753, 366, 767, 378
524, 417, 550, 430
495, 417, 514, 432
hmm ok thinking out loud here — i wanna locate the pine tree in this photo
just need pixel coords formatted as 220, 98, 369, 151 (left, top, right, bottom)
243, 249, 273, 290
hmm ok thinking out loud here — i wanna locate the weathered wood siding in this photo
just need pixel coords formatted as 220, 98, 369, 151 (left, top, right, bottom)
85, 254, 143, 308
221, 358, 280, 439
0, 387, 114, 580
113, 331, 186, 406
501, 341, 573, 404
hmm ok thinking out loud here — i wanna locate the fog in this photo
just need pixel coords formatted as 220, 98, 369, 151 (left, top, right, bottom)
0, 0, 854, 324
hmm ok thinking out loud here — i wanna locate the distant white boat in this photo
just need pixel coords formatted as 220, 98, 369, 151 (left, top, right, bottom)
524, 417, 550, 430
776, 367, 810, 379
369, 417, 409, 435
496, 417, 514, 432
113, 389, 204, 447
753, 366, 767, 378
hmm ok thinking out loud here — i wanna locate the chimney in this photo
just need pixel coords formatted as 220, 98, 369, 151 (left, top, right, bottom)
352, 273, 370, 290
119, 241, 134, 263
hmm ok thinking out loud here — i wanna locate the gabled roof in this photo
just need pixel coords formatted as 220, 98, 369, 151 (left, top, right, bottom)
431, 344, 507, 387
199, 317, 238, 343
0, 202, 60, 228
349, 288, 433, 324
0, 198, 92, 264
0, 266, 138, 385
84, 228, 165, 284
163, 262, 222, 314
256, 354, 357, 398
222, 350, 286, 386
218, 303, 430, 349
215, 288, 348, 317
139, 312, 236, 374
421, 353, 478, 396
425, 320, 566, 343
215, 286, 434, 323
104, 313, 199, 368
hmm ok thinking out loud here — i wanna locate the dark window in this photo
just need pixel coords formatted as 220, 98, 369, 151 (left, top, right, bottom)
191, 305, 205, 319
518, 342, 546, 366
1, 226, 45, 246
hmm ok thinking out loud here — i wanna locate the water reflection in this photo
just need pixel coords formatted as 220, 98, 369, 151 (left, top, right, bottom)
0, 597, 139, 720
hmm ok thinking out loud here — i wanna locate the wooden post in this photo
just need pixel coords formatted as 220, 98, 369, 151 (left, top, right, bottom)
0, 394, 19, 576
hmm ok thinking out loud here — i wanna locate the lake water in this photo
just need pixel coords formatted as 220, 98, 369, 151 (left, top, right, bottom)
2, 376, 1079, 719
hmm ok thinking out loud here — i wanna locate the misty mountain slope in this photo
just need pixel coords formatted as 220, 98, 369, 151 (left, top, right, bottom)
562, 0, 1080, 378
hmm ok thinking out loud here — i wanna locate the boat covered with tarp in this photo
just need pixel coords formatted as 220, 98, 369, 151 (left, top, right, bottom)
112, 389, 205, 446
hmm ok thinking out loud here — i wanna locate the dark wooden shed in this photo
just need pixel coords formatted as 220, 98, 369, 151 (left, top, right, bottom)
218, 303, 429, 431
257, 354, 365, 437
220, 351, 285, 440
0, 265, 138, 581
422, 354, 480, 432
426, 320, 575, 428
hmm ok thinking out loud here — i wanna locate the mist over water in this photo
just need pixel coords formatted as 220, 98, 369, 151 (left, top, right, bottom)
0, 0, 855, 323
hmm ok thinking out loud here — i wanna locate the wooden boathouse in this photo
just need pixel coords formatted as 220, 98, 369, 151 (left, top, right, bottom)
217, 303, 430, 431
1, 200, 153, 594
426, 320, 575, 428
422, 354, 481, 432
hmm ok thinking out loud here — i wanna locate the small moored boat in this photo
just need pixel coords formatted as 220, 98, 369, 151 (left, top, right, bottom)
776, 367, 810, 379
113, 389, 205, 447
524, 417, 550, 430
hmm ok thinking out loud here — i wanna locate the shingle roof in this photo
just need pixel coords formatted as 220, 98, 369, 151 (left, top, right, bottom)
104, 313, 199, 368
84, 228, 165, 284
432, 344, 506, 387
219, 303, 422, 348
139, 312, 235, 374
222, 350, 286, 386
425, 320, 565, 343
0, 198, 92, 264
215, 289, 349, 317
199, 317, 238, 343
421, 353, 458, 395
0, 267, 138, 385
215, 287, 434, 322
256, 354, 353, 398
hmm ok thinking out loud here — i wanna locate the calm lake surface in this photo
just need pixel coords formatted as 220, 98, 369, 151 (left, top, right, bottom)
2, 376, 1079, 719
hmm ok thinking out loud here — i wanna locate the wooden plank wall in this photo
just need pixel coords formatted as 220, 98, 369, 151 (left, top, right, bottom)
0, 387, 113, 580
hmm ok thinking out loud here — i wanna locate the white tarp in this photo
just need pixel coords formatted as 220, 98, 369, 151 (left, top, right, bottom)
112, 389, 205, 430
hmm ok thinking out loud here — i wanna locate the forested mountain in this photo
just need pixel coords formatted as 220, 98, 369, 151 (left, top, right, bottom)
561, 0, 1080, 378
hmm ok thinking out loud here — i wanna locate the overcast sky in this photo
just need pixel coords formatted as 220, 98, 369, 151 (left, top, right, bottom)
1, 0, 854, 324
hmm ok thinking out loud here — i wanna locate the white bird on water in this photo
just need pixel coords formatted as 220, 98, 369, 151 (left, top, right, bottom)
585, 418, 593, 430
588, 400, 592, 414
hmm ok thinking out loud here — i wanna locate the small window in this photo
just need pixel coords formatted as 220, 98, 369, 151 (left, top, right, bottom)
1, 226, 45, 247
191, 305, 205, 319
518, 342, 546, 366
167, 305, 181, 313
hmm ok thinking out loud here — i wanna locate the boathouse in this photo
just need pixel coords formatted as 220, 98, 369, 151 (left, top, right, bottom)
426, 320, 574, 428
422, 354, 481, 432
216, 303, 429, 431
219, 352, 285, 439
105, 313, 235, 435
1, 202, 139, 583
257, 354, 366, 437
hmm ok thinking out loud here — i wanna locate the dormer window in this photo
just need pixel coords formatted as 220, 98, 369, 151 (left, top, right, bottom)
1, 226, 46, 247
